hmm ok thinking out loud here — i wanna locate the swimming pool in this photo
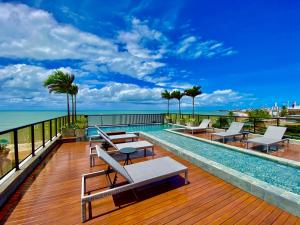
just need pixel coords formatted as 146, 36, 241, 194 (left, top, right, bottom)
147, 130, 300, 195
89, 124, 300, 195
87, 124, 180, 136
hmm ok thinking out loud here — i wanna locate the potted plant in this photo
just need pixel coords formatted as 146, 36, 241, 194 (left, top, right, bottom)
186, 118, 198, 127
164, 115, 172, 124
61, 124, 76, 137
75, 117, 87, 138
176, 118, 186, 125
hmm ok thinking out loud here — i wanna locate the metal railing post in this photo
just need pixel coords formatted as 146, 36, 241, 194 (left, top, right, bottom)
277, 118, 280, 126
42, 122, 45, 147
50, 120, 52, 141
31, 124, 35, 156
253, 118, 256, 133
55, 118, 58, 137
13, 129, 20, 170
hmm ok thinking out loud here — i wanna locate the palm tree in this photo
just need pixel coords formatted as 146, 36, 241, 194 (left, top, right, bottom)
69, 84, 79, 123
171, 90, 184, 116
184, 86, 202, 118
44, 70, 74, 124
161, 90, 172, 116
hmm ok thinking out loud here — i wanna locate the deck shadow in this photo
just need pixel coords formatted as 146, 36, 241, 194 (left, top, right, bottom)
89, 175, 186, 220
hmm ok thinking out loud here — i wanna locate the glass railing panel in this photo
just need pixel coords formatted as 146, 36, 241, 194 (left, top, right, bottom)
17, 127, 32, 163
51, 119, 56, 138
254, 118, 278, 134
0, 131, 15, 178
233, 117, 252, 132
57, 118, 62, 134
281, 118, 300, 139
34, 123, 43, 150
210, 116, 227, 128
44, 121, 50, 143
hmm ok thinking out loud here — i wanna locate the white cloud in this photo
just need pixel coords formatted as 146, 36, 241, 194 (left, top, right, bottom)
0, 64, 74, 108
197, 89, 244, 106
117, 18, 169, 59
175, 36, 237, 59
0, 64, 164, 108
0, 64, 252, 109
0, 3, 116, 60
0, 3, 167, 82
78, 82, 163, 104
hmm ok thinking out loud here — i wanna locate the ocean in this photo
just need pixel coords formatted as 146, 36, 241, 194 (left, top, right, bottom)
0, 110, 227, 132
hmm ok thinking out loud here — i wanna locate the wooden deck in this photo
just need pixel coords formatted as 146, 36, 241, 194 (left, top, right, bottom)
1, 140, 300, 224
188, 131, 300, 162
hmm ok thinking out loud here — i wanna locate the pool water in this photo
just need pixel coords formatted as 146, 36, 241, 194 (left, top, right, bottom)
148, 130, 300, 195
87, 124, 180, 136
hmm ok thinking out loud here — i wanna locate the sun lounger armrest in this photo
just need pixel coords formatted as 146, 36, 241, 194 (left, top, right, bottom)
82, 182, 139, 203
82, 170, 109, 179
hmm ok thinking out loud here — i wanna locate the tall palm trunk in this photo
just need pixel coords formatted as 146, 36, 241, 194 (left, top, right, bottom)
192, 97, 195, 118
179, 100, 181, 116
67, 94, 70, 124
74, 95, 77, 123
167, 99, 170, 116
71, 94, 73, 123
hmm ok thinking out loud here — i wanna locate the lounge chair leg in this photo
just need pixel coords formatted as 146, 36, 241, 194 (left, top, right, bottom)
81, 201, 86, 222
88, 201, 92, 219
223, 137, 225, 143
184, 170, 189, 184
144, 149, 146, 157
267, 145, 269, 153
152, 147, 154, 158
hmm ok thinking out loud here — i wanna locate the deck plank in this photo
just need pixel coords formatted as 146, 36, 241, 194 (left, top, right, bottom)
0, 141, 299, 224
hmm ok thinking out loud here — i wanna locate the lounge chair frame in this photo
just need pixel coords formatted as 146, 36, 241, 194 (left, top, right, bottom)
184, 119, 211, 134
246, 126, 289, 153
97, 128, 154, 156
210, 122, 245, 143
81, 146, 188, 222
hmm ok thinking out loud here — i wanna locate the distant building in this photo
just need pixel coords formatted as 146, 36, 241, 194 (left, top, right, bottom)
288, 101, 300, 115
270, 102, 279, 117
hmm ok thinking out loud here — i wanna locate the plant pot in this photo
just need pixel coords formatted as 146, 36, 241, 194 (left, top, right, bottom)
75, 128, 86, 138
61, 128, 75, 137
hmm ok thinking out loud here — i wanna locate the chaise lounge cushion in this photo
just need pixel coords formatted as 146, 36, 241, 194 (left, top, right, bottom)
116, 141, 153, 150
124, 157, 187, 183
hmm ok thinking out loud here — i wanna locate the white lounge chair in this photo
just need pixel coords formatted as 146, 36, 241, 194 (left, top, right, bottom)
81, 146, 188, 222
211, 122, 244, 143
184, 119, 211, 134
98, 128, 154, 157
93, 125, 138, 142
246, 126, 289, 152
88, 126, 138, 167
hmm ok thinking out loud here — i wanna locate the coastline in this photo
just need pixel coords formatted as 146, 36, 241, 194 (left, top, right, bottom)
0, 110, 227, 132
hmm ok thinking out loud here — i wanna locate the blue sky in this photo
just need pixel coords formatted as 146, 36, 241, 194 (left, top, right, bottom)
0, 0, 300, 111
